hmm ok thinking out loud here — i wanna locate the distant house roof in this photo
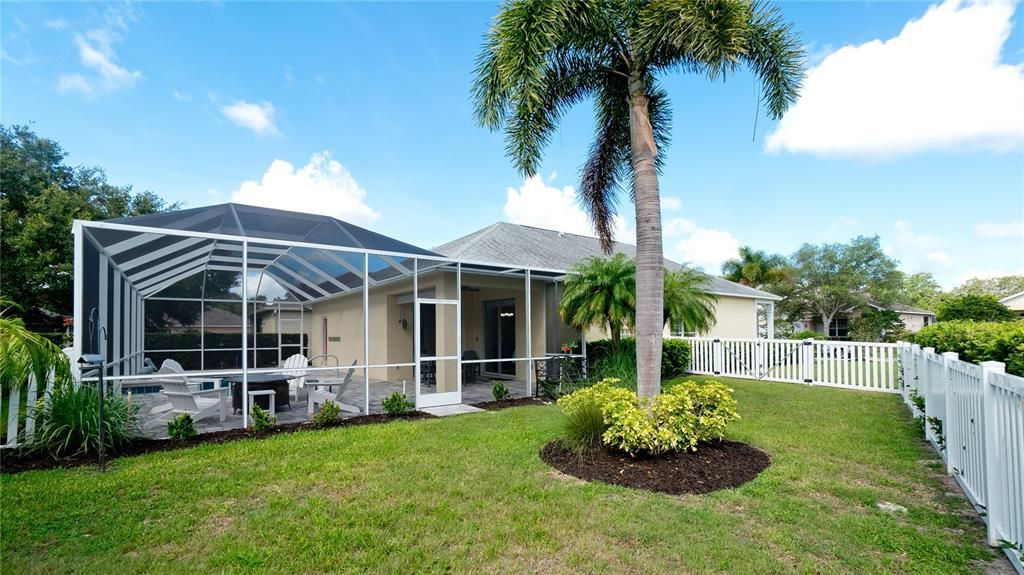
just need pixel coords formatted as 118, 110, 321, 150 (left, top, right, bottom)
864, 301, 935, 316
434, 222, 781, 301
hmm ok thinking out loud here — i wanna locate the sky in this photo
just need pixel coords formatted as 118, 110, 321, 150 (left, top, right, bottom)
2, 0, 1022, 289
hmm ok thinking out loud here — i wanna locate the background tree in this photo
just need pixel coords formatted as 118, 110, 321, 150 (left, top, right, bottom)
849, 309, 906, 343
951, 275, 1024, 299
721, 246, 789, 289
789, 236, 901, 335
1, 125, 180, 324
662, 267, 717, 334
936, 294, 1016, 322
559, 254, 636, 341
896, 272, 944, 311
473, 0, 803, 397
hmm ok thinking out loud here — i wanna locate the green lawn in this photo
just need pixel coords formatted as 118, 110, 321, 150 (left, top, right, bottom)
0, 376, 996, 574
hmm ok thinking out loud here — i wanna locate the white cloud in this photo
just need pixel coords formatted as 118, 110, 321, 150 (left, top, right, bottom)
887, 220, 953, 271
220, 100, 279, 136
502, 175, 633, 243
662, 196, 682, 211
172, 90, 192, 102
670, 229, 741, 272
663, 217, 696, 237
766, 0, 1024, 158
232, 151, 380, 224
55, 6, 142, 95
45, 19, 69, 30
975, 220, 1024, 239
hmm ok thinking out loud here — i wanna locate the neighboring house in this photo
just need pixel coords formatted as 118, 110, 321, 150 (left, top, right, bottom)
999, 291, 1024, 317
432, 223, 781, 341
152, 306, 242, 334
797, 301, 936, 340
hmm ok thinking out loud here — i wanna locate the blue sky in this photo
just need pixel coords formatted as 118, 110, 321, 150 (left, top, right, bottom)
2, 0, 1022, 289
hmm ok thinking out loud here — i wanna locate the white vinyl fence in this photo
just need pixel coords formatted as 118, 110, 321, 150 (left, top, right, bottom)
680, 337, 900, 392
900, 343, 1024, 571
2, 370, 58, 449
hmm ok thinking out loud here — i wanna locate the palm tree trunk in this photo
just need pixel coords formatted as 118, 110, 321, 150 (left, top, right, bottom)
627, 73, 663, 399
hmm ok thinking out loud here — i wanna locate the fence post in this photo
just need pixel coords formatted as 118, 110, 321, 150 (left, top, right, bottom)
981, 360, 1006, 547
712, 338, 723, 375
801, 339, 814, 384
921, 347, 935, 444
941, 352, 958, 475
755, 339, 765, 380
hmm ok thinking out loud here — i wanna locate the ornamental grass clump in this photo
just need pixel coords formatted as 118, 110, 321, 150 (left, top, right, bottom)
32, 382, 140, 457
557, 379, 739, 456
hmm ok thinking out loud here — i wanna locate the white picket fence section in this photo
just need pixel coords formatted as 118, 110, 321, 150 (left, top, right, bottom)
2, 370, 57, 449
900, 343, 1023, 572
680, 337, 900, 392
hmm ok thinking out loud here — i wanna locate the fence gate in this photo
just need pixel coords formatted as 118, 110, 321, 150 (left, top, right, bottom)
680, 337, 901, 393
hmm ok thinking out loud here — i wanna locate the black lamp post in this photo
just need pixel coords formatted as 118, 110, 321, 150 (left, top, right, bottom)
78, 354, 106, 472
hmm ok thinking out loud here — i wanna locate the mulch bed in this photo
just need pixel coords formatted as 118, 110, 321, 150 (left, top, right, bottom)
1, 411, 435, 475
472, 397, 548, 411
539, 439, 770, 495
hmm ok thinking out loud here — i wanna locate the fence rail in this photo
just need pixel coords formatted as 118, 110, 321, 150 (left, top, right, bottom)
679, 336, 900, 392
899, 343, 1022, 572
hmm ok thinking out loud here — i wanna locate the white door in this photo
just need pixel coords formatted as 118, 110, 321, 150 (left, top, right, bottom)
416, 299, 461, 408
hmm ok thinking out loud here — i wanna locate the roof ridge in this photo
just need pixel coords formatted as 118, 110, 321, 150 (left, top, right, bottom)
435, 222, 504, 257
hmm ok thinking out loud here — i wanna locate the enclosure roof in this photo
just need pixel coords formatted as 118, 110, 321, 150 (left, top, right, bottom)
434, 222, 782, 301
105, 203, 440, 257
81, 203, 444, 303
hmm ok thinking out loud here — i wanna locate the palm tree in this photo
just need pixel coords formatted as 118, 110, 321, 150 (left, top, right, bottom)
473, 0, 803, 398
721, 246, 789, 288
559, 254, 636, 342
0, 298, 71, 391
663, 267, 717, 334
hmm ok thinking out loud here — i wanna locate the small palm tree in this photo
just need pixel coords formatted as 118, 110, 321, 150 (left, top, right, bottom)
474, 0, 803, 397
0, 298, 71, 391
663, 267, 717, 334
560, 254, 636, 341
721, 246, 789, 288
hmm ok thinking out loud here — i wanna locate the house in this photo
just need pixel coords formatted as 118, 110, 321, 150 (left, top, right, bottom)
999, 291, 1024, 317
70, 203, 779, 414
796, 301, 936, 340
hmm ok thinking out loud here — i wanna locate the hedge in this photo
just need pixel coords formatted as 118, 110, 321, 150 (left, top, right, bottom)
911, 320, 1024, 377
585, 337, 692, 379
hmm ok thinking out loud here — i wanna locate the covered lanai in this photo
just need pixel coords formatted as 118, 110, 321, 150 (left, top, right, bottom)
72, 203, 581, 431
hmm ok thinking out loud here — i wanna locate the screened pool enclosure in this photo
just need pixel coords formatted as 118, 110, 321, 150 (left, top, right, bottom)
72, 203, 583, 431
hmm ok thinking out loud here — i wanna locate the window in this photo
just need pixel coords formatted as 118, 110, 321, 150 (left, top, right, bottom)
321, 317, 328, 356
828, 317, 849, 339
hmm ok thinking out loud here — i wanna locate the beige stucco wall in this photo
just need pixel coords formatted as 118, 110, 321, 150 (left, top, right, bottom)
588, 295, 760, 340
309, 271, 547, 387
901, 313, 931, 333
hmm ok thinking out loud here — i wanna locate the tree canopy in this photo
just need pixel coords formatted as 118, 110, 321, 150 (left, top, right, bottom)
788, 236, 902, 334
951, 275, 1024, 300
895, 272, 944, 312
721, 247, 788, 289
936, 294, 1016, 323
0, 125, 180, 324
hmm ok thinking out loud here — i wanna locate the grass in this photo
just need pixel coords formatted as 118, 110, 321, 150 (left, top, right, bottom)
0, 376, 996, 574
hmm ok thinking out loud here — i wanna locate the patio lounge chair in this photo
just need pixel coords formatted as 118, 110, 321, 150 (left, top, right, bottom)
307, 359, 360, 415
144, 367, 228, 430
462, 350, 481, 383
280, 353, 310, 403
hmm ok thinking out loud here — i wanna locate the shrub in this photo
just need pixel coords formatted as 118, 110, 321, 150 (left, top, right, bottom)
557, 379, 635, 452
936, 294, 1016, 322
248, 404, 277, 433
166, 414, 197, 440
849, 309, 906, 343
311, 400, 341, 428
585, 337, 693, 383
792, 329, 828, 340
382, 392, 414, 416
556, 378, 739, 456
492, 381, 510, 401
31, 382, 139, 457
912, 320, 1024, 376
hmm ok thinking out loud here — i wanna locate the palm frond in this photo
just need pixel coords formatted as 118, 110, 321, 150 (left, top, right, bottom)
742, 0, 805, 119
580, 77, 630, 252
635, 0, 750, 78
663, 267, 718, 333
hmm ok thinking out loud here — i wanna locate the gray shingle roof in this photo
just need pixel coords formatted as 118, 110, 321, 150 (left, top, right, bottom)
434, 222, 781, 301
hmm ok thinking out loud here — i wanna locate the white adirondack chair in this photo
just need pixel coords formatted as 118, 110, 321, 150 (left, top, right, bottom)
307, 360, 360, 415
145, 366, 228, 430
280, 354, 310, 403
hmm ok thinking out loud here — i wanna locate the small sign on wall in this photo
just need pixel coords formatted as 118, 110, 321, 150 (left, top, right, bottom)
328, 336, 341, 342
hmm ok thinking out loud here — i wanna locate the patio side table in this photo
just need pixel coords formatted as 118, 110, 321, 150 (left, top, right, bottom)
248, 389, 276, 416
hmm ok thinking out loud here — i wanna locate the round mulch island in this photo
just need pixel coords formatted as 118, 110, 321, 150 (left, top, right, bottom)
540, 440, 770, 495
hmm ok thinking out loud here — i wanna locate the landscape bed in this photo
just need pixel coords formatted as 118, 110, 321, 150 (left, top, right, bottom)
0, 376, 1006, 574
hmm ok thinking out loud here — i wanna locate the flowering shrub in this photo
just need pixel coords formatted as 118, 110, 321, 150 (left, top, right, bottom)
557, 379, 739, 456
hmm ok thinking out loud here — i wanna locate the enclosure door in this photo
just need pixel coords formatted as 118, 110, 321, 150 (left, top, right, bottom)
416, 299, 460, 408
483, 298, 516, 376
